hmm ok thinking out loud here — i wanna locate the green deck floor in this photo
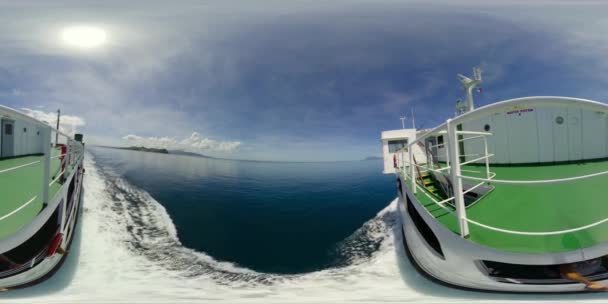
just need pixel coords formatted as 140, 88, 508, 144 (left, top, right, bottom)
0, 149, 65, 240
405, 160, 608, 254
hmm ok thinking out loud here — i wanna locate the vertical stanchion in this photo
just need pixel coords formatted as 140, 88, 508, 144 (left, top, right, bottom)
447, 119, 469, 237
483, 136, 490, 179
42, 127, 51, 208
409, 145, 416, 194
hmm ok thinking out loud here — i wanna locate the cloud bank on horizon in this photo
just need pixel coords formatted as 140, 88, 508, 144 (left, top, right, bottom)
21, 108, 86, 136
123, 133, 241, 153
2, 1, 608, 161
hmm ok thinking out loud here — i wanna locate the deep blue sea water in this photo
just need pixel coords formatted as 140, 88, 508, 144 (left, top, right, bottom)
89, 147, 395, 274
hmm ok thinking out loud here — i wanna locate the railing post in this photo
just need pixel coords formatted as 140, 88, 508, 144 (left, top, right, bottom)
41, 127, 51, 208
409, 145, 416, 194
445, 137, 450, 174
483, 136, 490, 179
68, 137, 73, 168
447, 119, 469, 237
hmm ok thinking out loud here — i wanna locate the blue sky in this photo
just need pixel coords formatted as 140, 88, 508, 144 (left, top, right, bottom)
2, 1, 608, 161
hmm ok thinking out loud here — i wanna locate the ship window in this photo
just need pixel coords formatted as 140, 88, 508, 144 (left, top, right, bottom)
484, 124, 490, 132
406, 194, 444, 258
556, 116, 564, 125
437, 136, 444, 148
23, 127, 27, 133
388, 139, 408, 153
4, 124, 12, 135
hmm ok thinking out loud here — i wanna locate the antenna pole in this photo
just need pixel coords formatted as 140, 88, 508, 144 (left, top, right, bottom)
55, 109, 60, 146
400, 116, 406, 129
411, 108, 415, 129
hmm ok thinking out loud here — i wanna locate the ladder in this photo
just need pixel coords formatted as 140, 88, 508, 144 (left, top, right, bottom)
413, 155, 439, 195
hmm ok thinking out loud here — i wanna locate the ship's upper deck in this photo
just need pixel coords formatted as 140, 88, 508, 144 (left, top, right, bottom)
403, 160, 608, 253
0, 148, 72, 240
396, 96, 608, 254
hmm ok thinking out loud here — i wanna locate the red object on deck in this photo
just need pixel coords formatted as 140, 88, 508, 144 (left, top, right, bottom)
47, 233, 64, 257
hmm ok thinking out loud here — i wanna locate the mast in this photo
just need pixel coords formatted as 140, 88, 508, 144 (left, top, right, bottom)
55, 109, 60, 146
411, 108, 415, 129
400, 116, 406, 129
456, 67, 482, 113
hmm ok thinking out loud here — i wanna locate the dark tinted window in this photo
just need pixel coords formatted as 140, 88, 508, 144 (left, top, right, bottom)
481, 259, 608, 284
388, 139, 408, 153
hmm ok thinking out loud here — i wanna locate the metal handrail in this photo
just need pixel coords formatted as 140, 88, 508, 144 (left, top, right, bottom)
48, 169, 65, 187
415, 184, 456, 215
460, 154, 494, 166
466, 216, 608, 236
400, 97, 608, 239
50, 153, 67, 160
458, 169, 608, 185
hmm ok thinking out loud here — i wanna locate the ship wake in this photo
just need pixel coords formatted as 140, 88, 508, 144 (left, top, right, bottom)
4, 154, 597, 303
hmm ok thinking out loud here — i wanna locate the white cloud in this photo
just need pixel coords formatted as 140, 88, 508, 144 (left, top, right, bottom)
122, 132, 241, 153
21, 107, 85, 135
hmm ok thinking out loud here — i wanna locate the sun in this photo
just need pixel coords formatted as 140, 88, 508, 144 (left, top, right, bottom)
60, 26, 107, 49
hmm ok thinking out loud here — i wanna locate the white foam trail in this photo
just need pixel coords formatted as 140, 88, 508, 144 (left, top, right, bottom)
3, 154, 608, 303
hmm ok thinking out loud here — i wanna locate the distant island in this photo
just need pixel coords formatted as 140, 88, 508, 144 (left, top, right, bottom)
168, 150, 213, 158
117, 146, 169, 154
363, 156, 383, 161
94, 145, 216, 157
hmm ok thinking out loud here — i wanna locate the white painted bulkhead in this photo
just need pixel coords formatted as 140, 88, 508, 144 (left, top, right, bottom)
432, 103, 608, 164
0, 116, 47, 158
381, 129, 427, 174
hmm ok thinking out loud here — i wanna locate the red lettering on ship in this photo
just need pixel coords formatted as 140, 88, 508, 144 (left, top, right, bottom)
506, 108, 534, 115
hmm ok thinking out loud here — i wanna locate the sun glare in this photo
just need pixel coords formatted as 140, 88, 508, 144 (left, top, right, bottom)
61, 26, 107, 49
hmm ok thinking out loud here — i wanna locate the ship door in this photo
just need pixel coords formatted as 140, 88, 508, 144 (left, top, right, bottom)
1, 119, 15, 158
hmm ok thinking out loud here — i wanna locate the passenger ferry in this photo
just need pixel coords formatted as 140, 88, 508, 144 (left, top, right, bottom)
0, 105, 84, 290
382, 68, 608, 292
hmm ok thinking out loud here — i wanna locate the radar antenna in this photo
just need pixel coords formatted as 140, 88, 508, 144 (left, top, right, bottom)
456, 67, 482, 113
400, 116, 406, 129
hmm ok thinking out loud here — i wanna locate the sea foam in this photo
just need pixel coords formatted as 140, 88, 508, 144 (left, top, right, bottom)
2, 153, 606, 303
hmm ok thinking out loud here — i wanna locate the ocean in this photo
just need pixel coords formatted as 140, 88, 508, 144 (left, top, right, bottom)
3, 147, 608, 303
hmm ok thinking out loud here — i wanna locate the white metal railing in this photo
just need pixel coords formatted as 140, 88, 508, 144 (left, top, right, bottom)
401, 121, 608, 238
0, 106, 85, 225
399, 120, 495, 237
459, 170, 608, 185
395, 97, 608, 239
465, 216, 608, 236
